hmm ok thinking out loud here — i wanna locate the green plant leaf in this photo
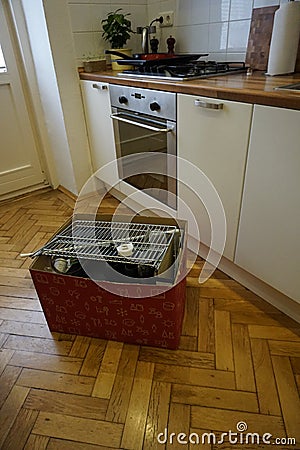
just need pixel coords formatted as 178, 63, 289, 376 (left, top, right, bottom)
101, 8, 134, 48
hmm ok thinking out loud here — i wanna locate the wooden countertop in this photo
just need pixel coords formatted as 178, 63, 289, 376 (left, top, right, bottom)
80, 70, 300, 110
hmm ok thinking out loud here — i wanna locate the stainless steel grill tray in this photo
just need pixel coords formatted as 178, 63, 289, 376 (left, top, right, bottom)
34, 220, 178, 268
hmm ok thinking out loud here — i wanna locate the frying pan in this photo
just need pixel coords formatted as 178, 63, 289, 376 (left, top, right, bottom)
106, 49, 174, 61
105, 49, 208, 66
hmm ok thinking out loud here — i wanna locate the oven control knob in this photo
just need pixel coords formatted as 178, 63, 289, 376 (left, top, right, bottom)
150, 102, 160, 111
118, 96, 128, 104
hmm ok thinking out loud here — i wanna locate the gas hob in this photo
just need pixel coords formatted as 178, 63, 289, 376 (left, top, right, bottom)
118, 61, 248, 81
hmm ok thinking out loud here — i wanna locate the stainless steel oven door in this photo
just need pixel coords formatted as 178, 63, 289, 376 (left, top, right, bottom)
111, 107, 177, 209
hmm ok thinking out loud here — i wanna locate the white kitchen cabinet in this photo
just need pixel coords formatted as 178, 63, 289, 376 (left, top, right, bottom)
80, 80, 116, 173
235, 105, 300, 301
177, 94, 253, 260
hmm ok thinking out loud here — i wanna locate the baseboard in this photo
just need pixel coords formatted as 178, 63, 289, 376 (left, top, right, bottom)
109, 186, 150, 215
0, 184, 51, 205
220, 258, 300, 324
57, 185, 78, 201
197, 240, 300, 324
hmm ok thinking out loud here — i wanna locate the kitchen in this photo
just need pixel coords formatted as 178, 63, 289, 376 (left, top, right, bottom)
0, 0, 300, 448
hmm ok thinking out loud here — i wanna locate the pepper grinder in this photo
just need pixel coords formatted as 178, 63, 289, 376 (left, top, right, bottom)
150, 36, 159, 53
167, 35, 176, 54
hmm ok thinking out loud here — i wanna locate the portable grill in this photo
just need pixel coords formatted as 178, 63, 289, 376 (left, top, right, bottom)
25, 219, 181, 280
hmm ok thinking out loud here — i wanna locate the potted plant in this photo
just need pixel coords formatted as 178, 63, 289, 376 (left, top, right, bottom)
101, 8, 134, 69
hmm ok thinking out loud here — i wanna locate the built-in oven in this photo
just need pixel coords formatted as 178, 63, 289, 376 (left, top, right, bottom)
109, 84, 177, 210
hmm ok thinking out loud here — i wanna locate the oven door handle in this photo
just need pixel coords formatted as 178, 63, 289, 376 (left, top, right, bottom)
110, 113, 173, 133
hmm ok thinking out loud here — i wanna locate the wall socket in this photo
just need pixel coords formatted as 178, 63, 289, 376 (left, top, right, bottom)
159, 11, 174, 27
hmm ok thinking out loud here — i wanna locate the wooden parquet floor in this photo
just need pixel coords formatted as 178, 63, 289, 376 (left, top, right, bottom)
0, 188, 300, 450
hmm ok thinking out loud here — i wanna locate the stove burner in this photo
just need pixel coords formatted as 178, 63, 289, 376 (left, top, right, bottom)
118, 61, 247, 81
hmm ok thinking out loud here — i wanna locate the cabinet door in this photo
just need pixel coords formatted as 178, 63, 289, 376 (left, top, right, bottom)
80, 80, 116, 173
177, 94, 253, 260
235, 105, 300, 301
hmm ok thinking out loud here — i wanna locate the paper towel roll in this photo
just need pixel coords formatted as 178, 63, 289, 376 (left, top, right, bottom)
267, 1, 300, 76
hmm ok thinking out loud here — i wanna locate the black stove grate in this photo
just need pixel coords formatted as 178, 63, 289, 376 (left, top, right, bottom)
119, 61, 247, 80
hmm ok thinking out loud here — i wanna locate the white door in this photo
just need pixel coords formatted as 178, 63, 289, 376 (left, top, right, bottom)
0, 2, 46, 198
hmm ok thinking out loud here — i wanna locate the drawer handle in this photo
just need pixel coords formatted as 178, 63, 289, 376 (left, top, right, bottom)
194, 99, 223, 110
92, 83, 108, 90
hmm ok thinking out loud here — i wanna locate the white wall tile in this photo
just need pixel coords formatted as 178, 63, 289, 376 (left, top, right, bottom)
159, 0, 176, 13
209, 0, 230, 22
190, 0, 209, 25
111, 0, 131, 5
228, 19, 251, 52
91, 4, 113, 32
230, 0, 253, 20
175, 0, 192, 26
73, 31, 96, 59
226, 52, 246, 61
208, 22, 228, 52
90, 0, 114, 3
209, 51, 227, 61
93, 31, 106, 58
68, 0, 89, 4
127, 4, 148, 29
146, 2, 162, 21
69, 4, 92, 32
175, 24, 209, 53
110, 3, 132, 10
253, 0, 279, 7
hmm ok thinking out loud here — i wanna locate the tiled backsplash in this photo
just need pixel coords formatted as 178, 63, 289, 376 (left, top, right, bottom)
69, 0, 297, 64
68, 1, 148, 64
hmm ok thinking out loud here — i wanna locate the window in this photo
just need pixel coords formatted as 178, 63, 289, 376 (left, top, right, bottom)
0, 44, 7, 73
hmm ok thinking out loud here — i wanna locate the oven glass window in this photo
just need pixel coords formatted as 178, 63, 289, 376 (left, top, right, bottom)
114, 111, 176, 208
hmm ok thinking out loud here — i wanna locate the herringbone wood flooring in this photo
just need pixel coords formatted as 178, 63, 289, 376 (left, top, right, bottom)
0, 188, 300, 449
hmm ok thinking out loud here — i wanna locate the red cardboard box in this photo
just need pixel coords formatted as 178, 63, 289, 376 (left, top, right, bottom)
30, 215, 187, 349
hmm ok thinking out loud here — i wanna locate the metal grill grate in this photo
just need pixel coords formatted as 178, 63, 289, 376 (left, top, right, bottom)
37, 220, 178, 268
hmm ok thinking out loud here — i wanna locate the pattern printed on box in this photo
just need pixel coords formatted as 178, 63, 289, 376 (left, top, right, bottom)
30, 270, 186, 349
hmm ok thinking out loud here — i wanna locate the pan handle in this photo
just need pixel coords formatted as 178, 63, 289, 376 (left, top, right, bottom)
105, 49, 131, 60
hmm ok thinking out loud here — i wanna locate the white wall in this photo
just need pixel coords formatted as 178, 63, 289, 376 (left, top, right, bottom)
19, 0, 93, 195
69, 0, 297, 63
20, 0, 76, 193
43, 0, 93, 193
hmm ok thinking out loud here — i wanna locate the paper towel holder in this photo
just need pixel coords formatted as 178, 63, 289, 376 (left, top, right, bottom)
266, 0, 300, 76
